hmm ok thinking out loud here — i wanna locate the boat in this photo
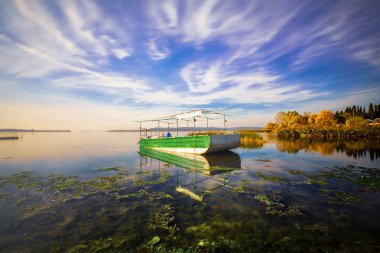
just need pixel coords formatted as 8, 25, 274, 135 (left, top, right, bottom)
137, 110, 240, 154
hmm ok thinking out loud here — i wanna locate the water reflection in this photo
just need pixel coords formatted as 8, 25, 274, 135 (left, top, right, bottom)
139, 148, 241, 201
274, 137, 380, 160
139, 148, 241, 175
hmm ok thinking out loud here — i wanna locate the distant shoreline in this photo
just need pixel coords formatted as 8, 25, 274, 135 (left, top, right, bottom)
0, 129, 71, 132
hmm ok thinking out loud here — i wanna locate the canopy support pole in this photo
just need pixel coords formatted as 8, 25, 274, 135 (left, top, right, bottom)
224, 115, 227, 132
176, 119, 179, 137
139, 121, 142, 139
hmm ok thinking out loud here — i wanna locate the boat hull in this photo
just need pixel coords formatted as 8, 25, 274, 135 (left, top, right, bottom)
139, 134, 240, 154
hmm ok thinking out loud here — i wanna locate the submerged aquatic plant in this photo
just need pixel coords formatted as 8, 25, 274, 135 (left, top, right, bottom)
255, 171, 282, 182
66, 236, 131, 253
0, 166, 174, 218
147, 205, 175, 232
255, 193, 303, 216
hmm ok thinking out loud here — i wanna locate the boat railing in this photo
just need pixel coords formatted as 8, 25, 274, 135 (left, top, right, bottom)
136, 109, 231, 139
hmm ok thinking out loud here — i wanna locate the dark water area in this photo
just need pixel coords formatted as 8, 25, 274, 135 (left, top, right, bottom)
0, 132, 379, 252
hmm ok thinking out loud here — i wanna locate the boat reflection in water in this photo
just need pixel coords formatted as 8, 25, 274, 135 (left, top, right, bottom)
139, 148, 241, 202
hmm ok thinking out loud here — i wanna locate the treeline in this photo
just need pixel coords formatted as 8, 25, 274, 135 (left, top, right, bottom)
335, 102, 380, 123
265, 102, 380, 138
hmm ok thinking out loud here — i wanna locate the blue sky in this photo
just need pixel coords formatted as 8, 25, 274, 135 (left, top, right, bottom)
1, 0, 380, 130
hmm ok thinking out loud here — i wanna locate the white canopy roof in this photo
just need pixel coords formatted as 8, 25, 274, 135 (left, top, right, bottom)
150, 109, 228, 122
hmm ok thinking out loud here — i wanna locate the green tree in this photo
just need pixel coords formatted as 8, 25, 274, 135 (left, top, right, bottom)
335, 111, 345, 124
368, 102, 374, 120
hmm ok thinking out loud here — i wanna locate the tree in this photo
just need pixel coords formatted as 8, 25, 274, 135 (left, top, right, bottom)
335, 111, 345, 124
308, 114, 317, 125
346, 116, 369, 128
275, 111, 301, 128
315, 110, 336, 127
275, 112, 286, 125
299, 113, 309, 125
264, 122, 278, 131
368, 102, 374, 120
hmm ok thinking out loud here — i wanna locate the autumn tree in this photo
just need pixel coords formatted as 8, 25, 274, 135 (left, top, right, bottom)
275, 111, 301, 128
308, 114, 317, 125
315, 110, 336, 127
264, 122, 278, 131
346, 116, 369, 128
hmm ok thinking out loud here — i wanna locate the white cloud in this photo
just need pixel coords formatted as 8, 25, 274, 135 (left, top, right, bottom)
112, 48, 132, 59
51, 71, 151, 91
162, 0, 178, 28
136, 61, 324, 106
180, 62, 222, 92
146, 39, 170, 60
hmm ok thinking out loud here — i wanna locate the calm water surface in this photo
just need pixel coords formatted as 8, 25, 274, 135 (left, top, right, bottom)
0, 132, 379, 252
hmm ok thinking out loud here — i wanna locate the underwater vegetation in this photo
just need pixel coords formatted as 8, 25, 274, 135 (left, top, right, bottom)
0, 162, 379, 252
0, 166, 173, 218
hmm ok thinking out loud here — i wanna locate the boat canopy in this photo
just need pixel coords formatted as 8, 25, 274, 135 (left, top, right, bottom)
140, 109, 229, 122
136, 109, 231, 138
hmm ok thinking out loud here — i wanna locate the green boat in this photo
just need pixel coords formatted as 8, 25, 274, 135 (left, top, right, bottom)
137, 110, 240, 154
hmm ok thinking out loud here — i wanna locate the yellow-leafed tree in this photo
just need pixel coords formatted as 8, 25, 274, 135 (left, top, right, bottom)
315, 110, 336, 127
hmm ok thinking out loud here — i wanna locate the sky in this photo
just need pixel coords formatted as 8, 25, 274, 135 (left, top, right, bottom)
1, 0, 380, 130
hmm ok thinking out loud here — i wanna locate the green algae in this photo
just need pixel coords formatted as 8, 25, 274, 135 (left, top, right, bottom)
255, 171, 282, 182
327, 165, 380, 191
0, 167, 174, 218
287, 169, 304, 175
321, 189, 363, 204
95, 166, 125, 171
255, 194, 274, 205
147, 205, 175, 232
148, 236, 161, 246
133, 172, 171, 186
66, 236, 131, 253
0, 171, 34, 188
254, 193, 303, 216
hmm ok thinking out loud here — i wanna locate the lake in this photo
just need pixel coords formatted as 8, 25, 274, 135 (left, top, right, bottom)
0, 132, 379, 252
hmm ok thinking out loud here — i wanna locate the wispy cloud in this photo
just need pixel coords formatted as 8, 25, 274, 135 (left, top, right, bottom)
0, 0, 379, 129
146, 38, 170, 60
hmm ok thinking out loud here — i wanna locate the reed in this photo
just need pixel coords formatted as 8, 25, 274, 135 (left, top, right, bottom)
275, 126, 380, 139
237, 130, 265, 148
